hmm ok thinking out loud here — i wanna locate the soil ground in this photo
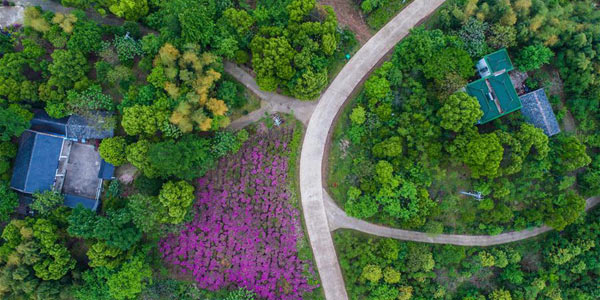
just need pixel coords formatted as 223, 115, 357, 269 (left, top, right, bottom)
115, 163, 138, 185
319, 0, 372, 44
544, 66, 577, 133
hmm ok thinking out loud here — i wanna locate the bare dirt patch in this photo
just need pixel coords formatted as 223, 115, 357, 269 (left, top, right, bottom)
543, 66, 577, 133
115, 163, 138, 185
319, 0, 372, 44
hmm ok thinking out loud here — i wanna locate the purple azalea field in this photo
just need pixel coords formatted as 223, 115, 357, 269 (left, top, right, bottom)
159, 119, 319, 299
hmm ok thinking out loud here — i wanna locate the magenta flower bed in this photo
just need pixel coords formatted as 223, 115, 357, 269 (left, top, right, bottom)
159, 123, 316, 299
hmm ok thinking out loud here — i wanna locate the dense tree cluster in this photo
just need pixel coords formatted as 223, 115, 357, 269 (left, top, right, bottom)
0, 3, 264, 299
248, 0, 339, 99
330, 2, 595, 234
58, 0, 352, 100
148, 43, 228, 132
0, 216, 76, 298
336, 208, 600, 299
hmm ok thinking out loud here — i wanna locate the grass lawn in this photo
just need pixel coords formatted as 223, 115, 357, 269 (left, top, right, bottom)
228, 89, 262, 122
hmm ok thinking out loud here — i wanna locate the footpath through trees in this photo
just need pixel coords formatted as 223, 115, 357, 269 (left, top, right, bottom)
299, 1, 447, 299
325, 191, 600, 246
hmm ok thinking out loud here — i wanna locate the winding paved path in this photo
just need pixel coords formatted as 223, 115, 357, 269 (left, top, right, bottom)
225, 62, 316, 129
299, 1, 446, 299
325, 190, 600, 246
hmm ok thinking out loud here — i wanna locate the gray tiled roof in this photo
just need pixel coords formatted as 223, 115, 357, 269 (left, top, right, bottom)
66, 114, 114, 140
519, 89, 561, 136
30, 110, 114, 140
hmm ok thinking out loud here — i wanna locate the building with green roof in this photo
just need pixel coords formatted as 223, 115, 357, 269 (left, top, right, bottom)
467, 49, 522, 124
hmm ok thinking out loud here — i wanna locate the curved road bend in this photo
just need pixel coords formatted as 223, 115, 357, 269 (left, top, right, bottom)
299, 1, 447, 299
325, 191, 600, 246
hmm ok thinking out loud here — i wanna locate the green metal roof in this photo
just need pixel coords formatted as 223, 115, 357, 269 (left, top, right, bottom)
466, 78, 499, 122
466, 49, 521, 124
488, 73, 521, 114
466, 72, 522, 124
484, 48, 514, 74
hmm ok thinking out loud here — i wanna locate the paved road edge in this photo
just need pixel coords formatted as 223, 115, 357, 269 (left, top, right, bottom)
299, 1, 447, 299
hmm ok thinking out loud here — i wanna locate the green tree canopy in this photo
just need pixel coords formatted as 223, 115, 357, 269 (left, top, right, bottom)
0, 182, 18, 222
515, 44, 554, 72
463, 132, 504, 178
551, 135, 591, 173
126, 139, 158, 178
87, 241, 125, 270
106, 252, 152, 300
122, 105, 161, 136
438, 92, 483, 133
126, 193, 162, 234
68, 206, 141, 250
147, 135, 217, 180
67, 19, 103, 54
107, 0, 149, 21
158, 180, 195, 224
0, 104, 32, 141
372, 136, 403, 158
350, 106, 366, 125
31, 190, 64, 216
99, 137, 128, 166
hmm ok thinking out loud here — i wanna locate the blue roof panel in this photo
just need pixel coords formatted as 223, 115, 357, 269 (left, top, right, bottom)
30, 110, 68, 136
98, 160, 115, 179
23, 133, 63, 193
10, 131, 36, 191
64, 194, 99, 211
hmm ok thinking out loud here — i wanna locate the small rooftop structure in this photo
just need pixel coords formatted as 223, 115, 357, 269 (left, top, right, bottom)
99, 160, 116, 180
29, 110, 114, 141
476, 48, 514, 77
10, 112, 115, 212
67, 114, 114, 141
467, 49, 522, 124
65, 194, 100, 211
519, 89, 561, 136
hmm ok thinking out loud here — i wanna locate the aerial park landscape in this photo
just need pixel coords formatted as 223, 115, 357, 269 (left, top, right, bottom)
0, 0, 599, 299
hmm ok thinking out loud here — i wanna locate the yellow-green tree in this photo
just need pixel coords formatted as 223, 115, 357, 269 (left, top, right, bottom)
438, 92, 483, 133
151, 43, 229, 132
158, 180, 195, 224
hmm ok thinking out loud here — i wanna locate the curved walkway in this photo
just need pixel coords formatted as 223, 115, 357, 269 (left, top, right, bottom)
299, 1, 447, 299
225, 62, 316, 129
325, 190, 600, 246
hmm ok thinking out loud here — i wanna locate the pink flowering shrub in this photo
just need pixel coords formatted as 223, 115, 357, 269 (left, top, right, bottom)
159, 122, 317, 299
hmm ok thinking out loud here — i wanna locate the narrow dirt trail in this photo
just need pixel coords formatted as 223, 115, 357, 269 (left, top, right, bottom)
319, 0, 372, 44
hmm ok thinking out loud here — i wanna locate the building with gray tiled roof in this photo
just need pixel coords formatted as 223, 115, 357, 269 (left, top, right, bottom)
519, 88, 561, 136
